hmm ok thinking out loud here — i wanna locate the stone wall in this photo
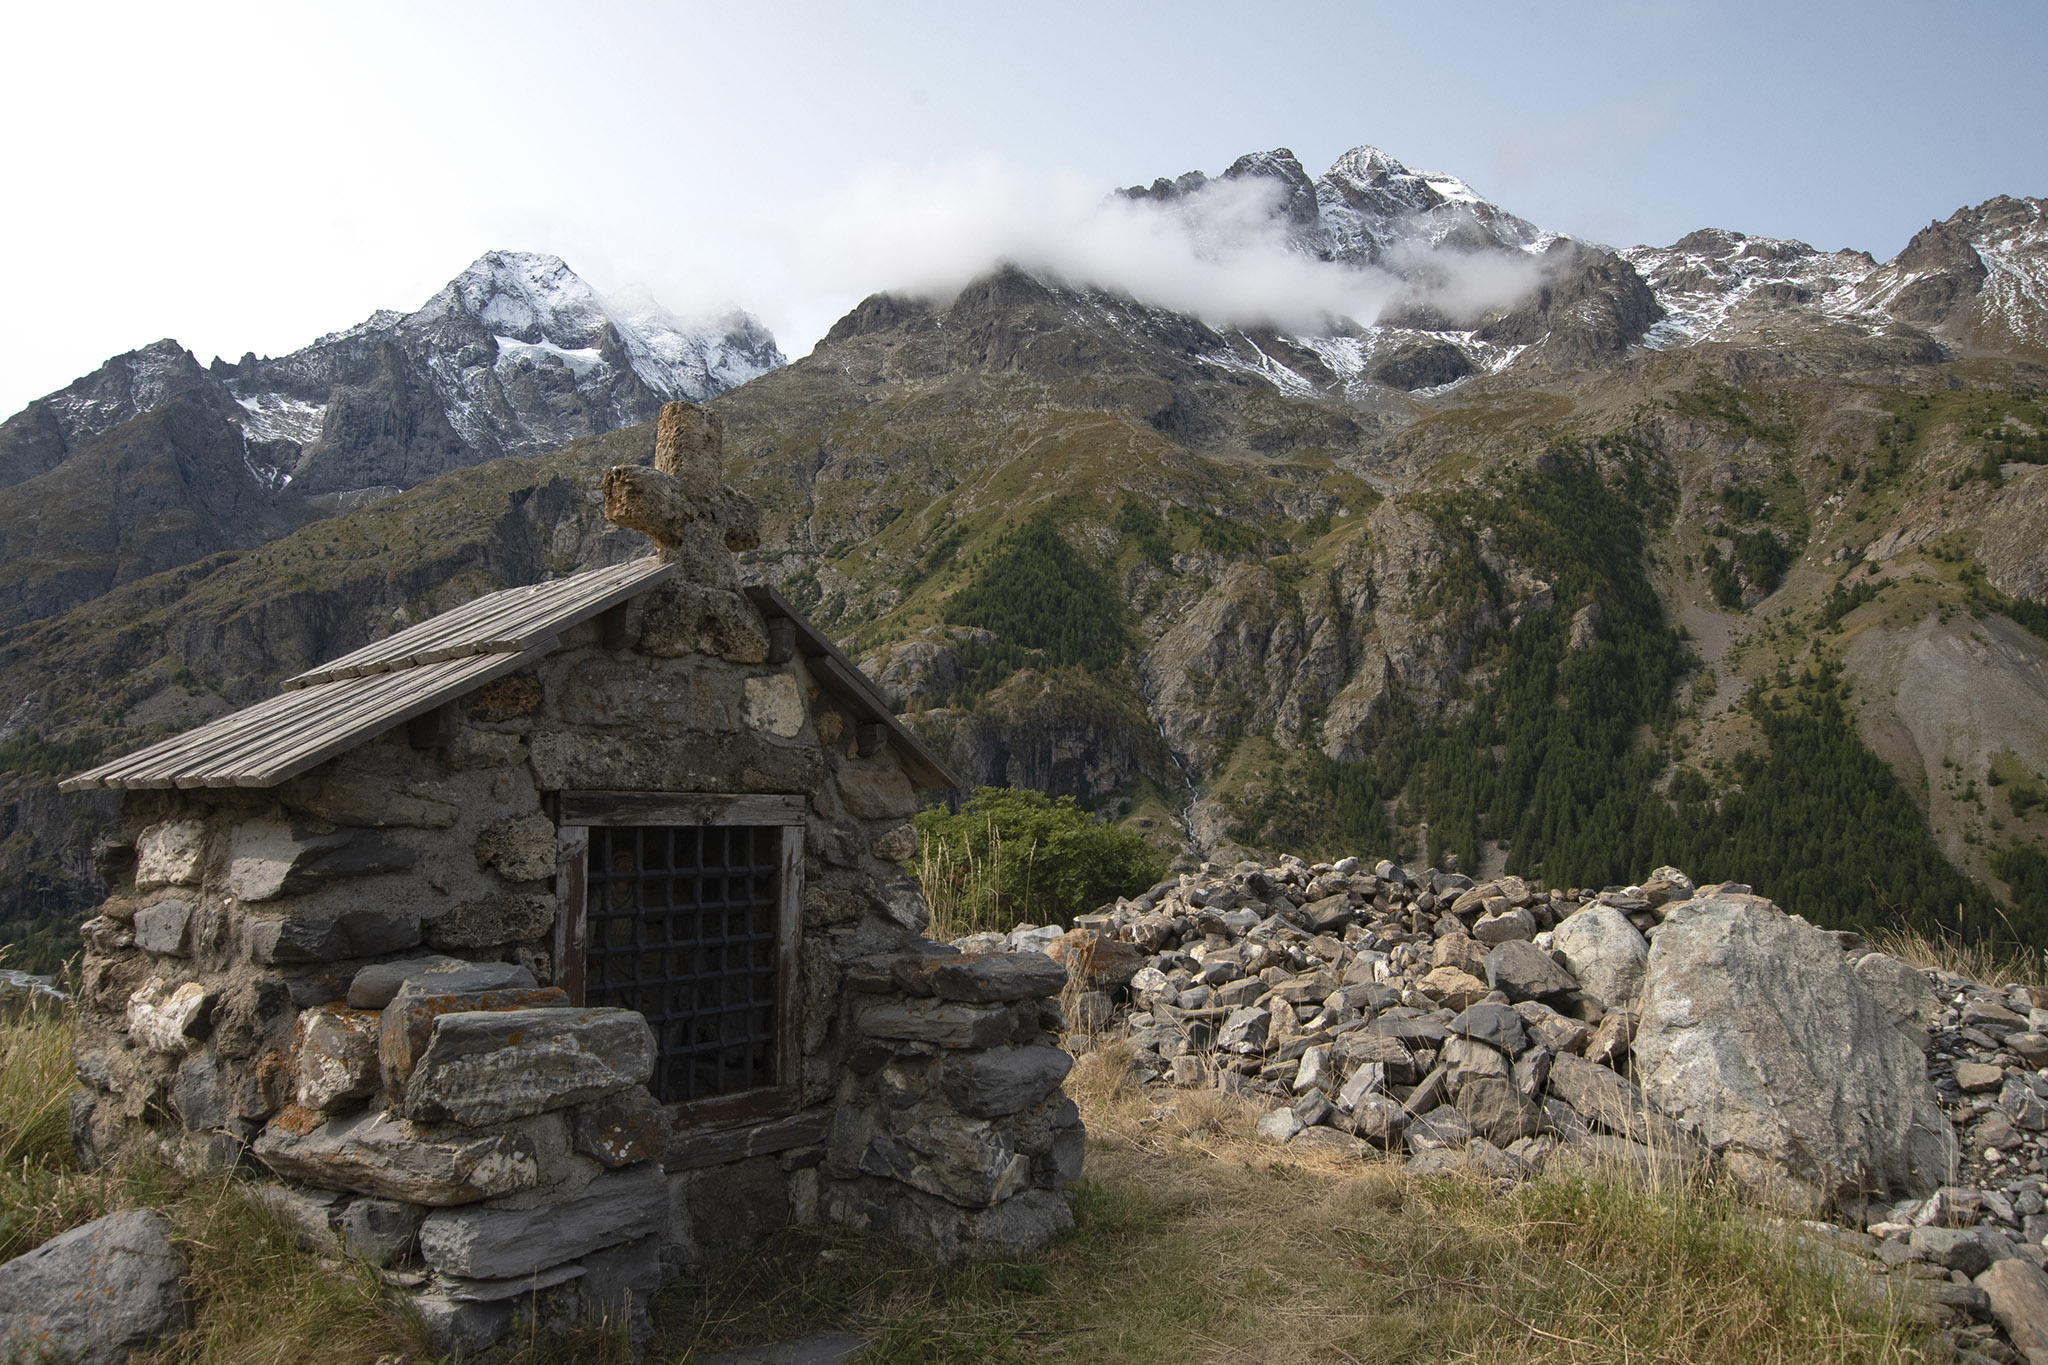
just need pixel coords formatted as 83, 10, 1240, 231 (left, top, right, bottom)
65, 420, 1081, 1352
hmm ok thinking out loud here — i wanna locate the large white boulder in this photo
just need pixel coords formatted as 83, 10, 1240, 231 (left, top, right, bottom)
1550, 904, 1648, 1008
1633, 896, 1955, 1206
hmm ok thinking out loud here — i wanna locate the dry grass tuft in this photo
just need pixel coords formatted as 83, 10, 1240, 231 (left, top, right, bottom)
1871, 923, 2048, 992
0, 1002, 121, 1262
918, 833, 1013, 943
147, 1174, 422, 1365
0, 1004, 419, 1364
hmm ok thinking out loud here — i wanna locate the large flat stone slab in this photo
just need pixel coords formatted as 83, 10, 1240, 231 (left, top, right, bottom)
379, 971, 565, 1092
252, 1105, 544, 1205
938, 1046, 1072, 1118
891, 950, 1070, 1003
417, 1162, 664, 1279
400, 1007, 655, 1126
856, 999, 1013, 1049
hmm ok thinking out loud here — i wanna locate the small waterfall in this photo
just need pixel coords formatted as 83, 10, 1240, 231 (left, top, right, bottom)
1139, 661, 1202, 858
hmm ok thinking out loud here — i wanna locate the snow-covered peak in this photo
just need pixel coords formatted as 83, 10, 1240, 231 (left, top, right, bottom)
1319, 146, 1510, 221
41, 250, 797, 496
402, 250, 783, 405
1304, 144, 1545, 266
1322, 145, 1408, 190
419, 250, 615, 350
606, 293, 784, 402
1131, 142, 1552, 272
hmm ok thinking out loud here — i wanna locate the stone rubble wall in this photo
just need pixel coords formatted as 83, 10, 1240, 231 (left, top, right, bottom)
962, 855, 1738, 1186
965, 854, 1971, 1203
64, 581, 1078, 1356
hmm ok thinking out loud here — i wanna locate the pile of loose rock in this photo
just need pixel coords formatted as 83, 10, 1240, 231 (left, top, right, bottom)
962, 857, 1728, 1181
960, 855, 2048, 1364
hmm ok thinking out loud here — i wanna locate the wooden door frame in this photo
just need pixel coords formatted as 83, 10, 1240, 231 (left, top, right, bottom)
554, 790, 805, 1128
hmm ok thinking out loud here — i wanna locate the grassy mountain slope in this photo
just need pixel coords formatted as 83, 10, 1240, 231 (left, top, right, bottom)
2, 265, 2046, 955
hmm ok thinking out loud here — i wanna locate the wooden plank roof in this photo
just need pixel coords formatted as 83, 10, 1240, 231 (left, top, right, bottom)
59, 559, 672, 794
286, 557, 674, 689
59, 646, 556, 792
60, 559, 959, 794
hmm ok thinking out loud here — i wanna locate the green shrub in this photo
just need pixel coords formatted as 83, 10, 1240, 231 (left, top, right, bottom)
915, 788, 1165, 935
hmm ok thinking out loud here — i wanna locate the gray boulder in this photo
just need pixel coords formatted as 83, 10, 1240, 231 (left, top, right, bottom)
1633, 896, 1956, 1205
1405, 1108, 1473, 1152
1484, 939, 1577, 1001
418, 1162, 665, 1280
0, 1210, 187, 1364
1550, 904, 1647, 1008
1445, 1002, 1528, 1054
1546, 1054, 1687, 1149
1456, 1077, 1544, 1146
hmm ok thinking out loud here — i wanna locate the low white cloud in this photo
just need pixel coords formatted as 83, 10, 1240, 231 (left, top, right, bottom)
626, 157, 1554, 358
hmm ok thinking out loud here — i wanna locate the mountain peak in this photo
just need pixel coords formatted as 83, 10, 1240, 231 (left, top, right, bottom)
1323, 144, 1408, 184
424, 250, 610, 349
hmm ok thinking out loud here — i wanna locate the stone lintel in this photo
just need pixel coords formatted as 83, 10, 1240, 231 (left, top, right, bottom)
663, 1107, 832, 1172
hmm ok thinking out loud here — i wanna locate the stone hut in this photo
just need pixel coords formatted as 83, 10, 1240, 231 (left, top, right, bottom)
58, 402, 1082, 1350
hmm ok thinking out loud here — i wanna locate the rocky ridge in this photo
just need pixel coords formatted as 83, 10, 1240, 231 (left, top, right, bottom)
963, 854, 2048, 1361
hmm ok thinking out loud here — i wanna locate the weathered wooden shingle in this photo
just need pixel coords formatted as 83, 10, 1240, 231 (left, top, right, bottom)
287, 558, 673, 688
60, 559, 673, 793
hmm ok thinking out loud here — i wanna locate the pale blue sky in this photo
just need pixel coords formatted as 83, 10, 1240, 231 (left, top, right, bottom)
3, 0, 2041, 415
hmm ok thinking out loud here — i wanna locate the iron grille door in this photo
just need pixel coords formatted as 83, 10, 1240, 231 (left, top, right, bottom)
582, 824, 786, 1105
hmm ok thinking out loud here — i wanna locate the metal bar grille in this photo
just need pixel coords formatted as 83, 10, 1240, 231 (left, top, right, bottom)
583, 825, 783, 1104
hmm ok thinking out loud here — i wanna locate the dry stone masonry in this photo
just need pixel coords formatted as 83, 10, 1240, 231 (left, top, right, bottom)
57, 401, 1081, 1357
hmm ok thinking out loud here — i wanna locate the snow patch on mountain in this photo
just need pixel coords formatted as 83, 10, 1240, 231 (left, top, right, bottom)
234, 392, 327, 444
493, 335, 607, 380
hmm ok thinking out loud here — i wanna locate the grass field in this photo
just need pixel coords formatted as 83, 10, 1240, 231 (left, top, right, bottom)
0, 1007, 1956, 1364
